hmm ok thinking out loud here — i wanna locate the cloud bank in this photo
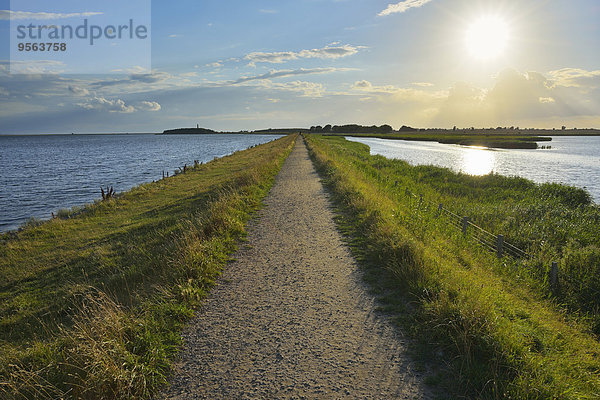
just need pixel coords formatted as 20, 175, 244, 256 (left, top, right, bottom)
1, 62, 599, 133
76, 97, 161, 113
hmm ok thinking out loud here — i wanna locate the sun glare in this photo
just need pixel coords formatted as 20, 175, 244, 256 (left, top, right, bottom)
461, 148, 495, 175
465, 15, 510, 60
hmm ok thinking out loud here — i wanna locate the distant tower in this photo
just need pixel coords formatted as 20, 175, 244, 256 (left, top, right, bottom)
197, 124, 199, 129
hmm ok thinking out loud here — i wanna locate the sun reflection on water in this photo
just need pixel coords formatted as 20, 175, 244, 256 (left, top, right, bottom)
461, 147, 496, 175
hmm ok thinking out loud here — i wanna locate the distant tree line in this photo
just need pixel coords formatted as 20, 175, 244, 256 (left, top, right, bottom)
309, 124, 394, 133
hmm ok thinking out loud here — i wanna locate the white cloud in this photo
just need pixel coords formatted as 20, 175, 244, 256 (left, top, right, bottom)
353, 80, 373, 89
259, 9, 278, 14
233, 67, 353, 85
412, 82, 434, 87
206, 62, 223, 68
244, 44, 364, 66
547, 68, 600, 88
137, 101, 161, 111
244, 51, 296, 65
77, 96, 136, 113
0, 10, 103, 20
75, 93, 161, 113
539, 97, 555, 104
351, 80, 446, 102
267, 81, 326, 98
378, 0, 435, 16
297, 45, 363, 59
91, 71, 172, 88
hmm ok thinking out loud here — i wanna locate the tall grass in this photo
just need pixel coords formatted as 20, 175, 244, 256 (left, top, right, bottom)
326, 132, 552, 149
0, 135, 296, 399
319, 135, 600, 329
305, 134, 600, 399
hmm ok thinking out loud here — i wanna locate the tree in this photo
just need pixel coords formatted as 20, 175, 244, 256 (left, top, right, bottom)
399, 125, 417, 132
378, 124, 393, 133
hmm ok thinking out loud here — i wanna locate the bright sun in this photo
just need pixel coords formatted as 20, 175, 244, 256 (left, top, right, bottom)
465, 16, 510, 60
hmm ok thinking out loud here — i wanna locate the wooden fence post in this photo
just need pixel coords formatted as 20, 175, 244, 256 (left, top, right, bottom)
496, 235, 504, 258
462, 217, 469, 236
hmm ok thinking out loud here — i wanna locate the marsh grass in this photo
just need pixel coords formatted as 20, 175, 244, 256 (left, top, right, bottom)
325, 132, 551, 149
305, 134, 600, 399
0, 135, 296, 399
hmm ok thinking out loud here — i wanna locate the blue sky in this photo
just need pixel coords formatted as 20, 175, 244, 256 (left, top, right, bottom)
1, 0, 599, 133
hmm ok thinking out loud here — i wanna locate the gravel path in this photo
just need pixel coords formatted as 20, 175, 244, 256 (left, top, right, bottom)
159, 138, 432, 399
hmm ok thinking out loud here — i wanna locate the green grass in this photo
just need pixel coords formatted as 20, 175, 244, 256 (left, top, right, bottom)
0, 134, 296, 399
305, 134, 600, 399
324, 132, 552, 149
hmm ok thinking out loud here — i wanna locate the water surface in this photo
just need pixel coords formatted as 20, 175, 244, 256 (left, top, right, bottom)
0, 134, 282, 232
346, 136, 600, 203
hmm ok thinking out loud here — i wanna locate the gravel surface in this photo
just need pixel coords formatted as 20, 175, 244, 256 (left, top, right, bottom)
158, 138, 433, 399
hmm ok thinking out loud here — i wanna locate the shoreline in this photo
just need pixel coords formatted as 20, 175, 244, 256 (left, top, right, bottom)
0, 134, 285, 235
346, 135, 600, 204
328, 132, 551, 149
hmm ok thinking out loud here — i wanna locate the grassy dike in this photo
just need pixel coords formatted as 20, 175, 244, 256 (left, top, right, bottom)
304, 134, 600, 399
0, 134, 296, 399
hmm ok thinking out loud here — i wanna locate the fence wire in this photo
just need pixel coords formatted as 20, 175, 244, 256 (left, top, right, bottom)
402, 188, 530, 261
376, 178, 571, 293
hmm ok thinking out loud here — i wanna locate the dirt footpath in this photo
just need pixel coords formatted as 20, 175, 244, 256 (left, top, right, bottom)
158, 138, 432, 399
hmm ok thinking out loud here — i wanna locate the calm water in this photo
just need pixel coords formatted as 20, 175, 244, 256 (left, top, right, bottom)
0, 134, 282, 232
346, 136, 600, 203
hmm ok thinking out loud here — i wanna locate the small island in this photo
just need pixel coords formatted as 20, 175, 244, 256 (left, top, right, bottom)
162, 126, 217, 134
